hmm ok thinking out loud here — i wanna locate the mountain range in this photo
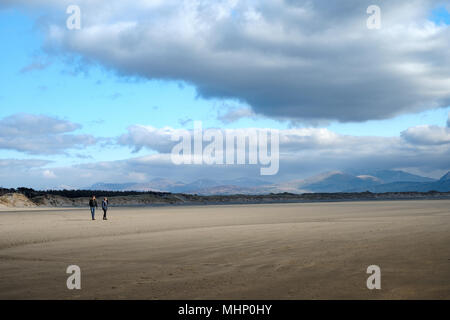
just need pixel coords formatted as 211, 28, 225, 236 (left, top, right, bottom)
89, 170, 450, 195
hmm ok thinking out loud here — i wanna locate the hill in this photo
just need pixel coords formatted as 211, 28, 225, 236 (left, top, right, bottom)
346, 171, 450, 193
0, 193, 36, 208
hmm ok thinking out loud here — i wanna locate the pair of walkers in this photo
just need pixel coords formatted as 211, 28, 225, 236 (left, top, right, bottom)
89, 196, 109, 220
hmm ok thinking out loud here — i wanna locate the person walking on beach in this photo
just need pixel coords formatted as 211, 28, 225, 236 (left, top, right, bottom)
102, 197, 109, 220
89, 195, 98, 220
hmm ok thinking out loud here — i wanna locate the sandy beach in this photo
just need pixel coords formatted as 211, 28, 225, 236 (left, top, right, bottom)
0, 200, 449, 299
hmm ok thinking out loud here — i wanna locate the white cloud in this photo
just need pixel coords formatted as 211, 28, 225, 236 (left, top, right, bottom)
0, 159, 52, 188
117, 125, 180, 153
42, 169, 57, 178
118, 124, 394, 154
0, 114, 97, 154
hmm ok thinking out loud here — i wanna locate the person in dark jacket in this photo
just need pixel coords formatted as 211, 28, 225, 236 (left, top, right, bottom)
89, 196, 98, 220
102, 197, 109, 220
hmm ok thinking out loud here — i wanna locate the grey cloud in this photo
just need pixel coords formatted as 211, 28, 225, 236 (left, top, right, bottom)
218, 107, 256, 124
0, 114, 97, 154
11, 0, 449, 122
0, 113, 79, 136
401, 125, 450, 145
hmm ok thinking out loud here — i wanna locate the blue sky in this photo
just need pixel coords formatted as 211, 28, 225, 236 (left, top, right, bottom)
431, 5, 450, 24
0, 1, 449, 188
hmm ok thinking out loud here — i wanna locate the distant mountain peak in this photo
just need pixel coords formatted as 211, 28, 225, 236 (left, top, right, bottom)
439, 171, 450, 181
356, 175, 381, 182
357, 169, 435, 183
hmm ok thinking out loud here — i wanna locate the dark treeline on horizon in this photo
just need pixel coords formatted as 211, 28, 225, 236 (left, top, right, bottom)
0, 187, 170, 199
1, 187, 449, 200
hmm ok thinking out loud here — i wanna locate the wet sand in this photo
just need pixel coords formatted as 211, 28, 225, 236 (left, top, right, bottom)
0, 200, 449, 299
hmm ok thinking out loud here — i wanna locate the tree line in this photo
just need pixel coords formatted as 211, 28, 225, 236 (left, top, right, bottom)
0, 187, 170, 199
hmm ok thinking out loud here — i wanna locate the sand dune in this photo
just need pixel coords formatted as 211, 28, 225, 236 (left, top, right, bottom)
0, 200, 449, 299
0, 193, 36, 208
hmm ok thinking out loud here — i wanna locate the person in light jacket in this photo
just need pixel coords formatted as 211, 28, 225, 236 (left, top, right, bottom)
102, 197, 109, 220
89, 195, 98, 220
